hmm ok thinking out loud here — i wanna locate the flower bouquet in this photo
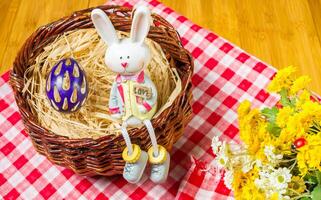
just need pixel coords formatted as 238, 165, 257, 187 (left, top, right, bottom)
212, 67, 321, 200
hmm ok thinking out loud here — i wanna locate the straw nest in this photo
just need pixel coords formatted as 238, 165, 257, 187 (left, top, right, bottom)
22, 29, 181, 139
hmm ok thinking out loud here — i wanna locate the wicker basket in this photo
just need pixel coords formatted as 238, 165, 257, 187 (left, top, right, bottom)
10, 5, 194, 176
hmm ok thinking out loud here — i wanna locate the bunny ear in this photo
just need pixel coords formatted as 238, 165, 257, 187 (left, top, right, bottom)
130, 6, 151, 44
91, 9, 119, 45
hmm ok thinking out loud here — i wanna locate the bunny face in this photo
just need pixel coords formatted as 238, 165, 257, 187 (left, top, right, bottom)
91, 6, 152, 76
105, 39, 151, 75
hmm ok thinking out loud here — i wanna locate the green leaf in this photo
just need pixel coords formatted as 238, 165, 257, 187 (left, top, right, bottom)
261, 107, 279, 123
290, 97, 297, 106
266, 122, 281, 137
305, 174, 319, 185
279, 88, 294, 107
300, 197, 311, 200
311, 185, 321, 200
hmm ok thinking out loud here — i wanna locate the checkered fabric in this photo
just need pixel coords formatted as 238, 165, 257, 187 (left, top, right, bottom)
0, 0, 280, 199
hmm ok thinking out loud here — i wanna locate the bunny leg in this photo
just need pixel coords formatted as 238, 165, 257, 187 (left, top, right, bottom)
143, 119, 159, 156
143, 120, 170, 183
121, 121, 148, 184
121, 122, 133, 154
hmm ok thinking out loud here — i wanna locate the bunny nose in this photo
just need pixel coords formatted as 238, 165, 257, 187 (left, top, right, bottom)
121, 62, 128, 68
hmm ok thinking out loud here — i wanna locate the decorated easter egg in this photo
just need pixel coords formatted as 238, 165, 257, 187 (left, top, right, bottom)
46, 58, 88, 113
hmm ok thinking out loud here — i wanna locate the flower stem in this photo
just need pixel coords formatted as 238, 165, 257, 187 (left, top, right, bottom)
291, 193, 311, 200
279, 158, 296, 163
289, 160, 297, 171
288, 188, 301, 196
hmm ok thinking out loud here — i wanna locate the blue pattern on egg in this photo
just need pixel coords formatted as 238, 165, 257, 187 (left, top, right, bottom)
46, 58, 88, 113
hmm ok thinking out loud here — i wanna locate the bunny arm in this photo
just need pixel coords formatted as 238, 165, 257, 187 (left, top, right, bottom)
140, 76, 157, 112
109, 82, 122, 114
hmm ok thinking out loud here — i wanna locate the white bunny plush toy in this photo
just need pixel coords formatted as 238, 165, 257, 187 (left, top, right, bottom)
91, 6, 170, 184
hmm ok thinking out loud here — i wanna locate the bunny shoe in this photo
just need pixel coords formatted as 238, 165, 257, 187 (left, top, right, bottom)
148, 146, 170, 183
144, 120, 170, 183
122, 146, 148, 184
121, 124, 148, 183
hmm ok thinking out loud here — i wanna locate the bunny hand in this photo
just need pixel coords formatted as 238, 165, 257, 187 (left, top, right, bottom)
111, 112, 122, 120
138, 104, 148, 114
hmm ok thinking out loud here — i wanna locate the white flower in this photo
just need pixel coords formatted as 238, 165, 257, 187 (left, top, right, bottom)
211, 136, 222, 154
255, 159, 263, 168
255, 167, 271, 193
281, 195, 290, 200
264, 145, 283, 165
255, 165, 291, 198
214, 151, 229, 168
256, 160, 275, 172
223, 170, 233, 190
240, 155, 254, 173
269, 168, 292, 191
214, 142, 229, 168
254, 177, 269, 191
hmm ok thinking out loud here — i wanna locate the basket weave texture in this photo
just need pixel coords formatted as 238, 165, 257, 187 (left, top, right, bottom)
10, 5, 194, 176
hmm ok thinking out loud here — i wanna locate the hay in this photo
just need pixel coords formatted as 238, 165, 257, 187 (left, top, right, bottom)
22, 29, 181, 139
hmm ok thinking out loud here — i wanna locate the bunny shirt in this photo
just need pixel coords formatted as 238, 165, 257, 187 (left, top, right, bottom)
109, 71, 157, 121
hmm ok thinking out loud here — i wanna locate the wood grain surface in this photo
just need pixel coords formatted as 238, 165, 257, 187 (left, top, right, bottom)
1, 0, 321, 92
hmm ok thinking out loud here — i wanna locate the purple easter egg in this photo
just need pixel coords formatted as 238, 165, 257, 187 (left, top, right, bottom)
46, 58, 88, 113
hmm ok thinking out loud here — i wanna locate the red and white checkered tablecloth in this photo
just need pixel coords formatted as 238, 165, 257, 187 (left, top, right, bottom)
0, 0, 280, 199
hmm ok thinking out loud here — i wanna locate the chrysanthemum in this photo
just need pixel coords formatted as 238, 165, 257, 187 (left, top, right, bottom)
288, 176, 306, 194
240, 155, 255, 173
211, 136, 222, 154
215, 153, 229, 168
276, 107, 293, 128
297, 133, 321, 175
267, 66, 296, 93
269, 168, 292, 191
223, 170, 233, 190
289, 75, 311, 95
296, 89, 311, 109
263, 145, 283, 166
238, 100, 251, 117
214, 142, 229, 168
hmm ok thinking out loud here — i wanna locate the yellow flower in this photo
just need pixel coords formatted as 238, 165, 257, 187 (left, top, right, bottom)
288, 176, 306, 194
267, 66, 296, 93
301, 101, 321, 119
289, 76, 311, 95
293, 101, 321, 135
284, 101, 321, 140
285, 115, 306, 139
274, 129, 295, 152
239, 108, 261, 146
238, 100, 251, 117
297, 133, 321, 175
239, 108, 270, 158
238, 101, 274, 161
296, 89, 311, 109
276, 107, 293, 128
241, 183, 266, 200
233, 168, 265, 200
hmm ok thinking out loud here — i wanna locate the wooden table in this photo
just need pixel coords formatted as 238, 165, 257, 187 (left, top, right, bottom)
1, 0, 321, 93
